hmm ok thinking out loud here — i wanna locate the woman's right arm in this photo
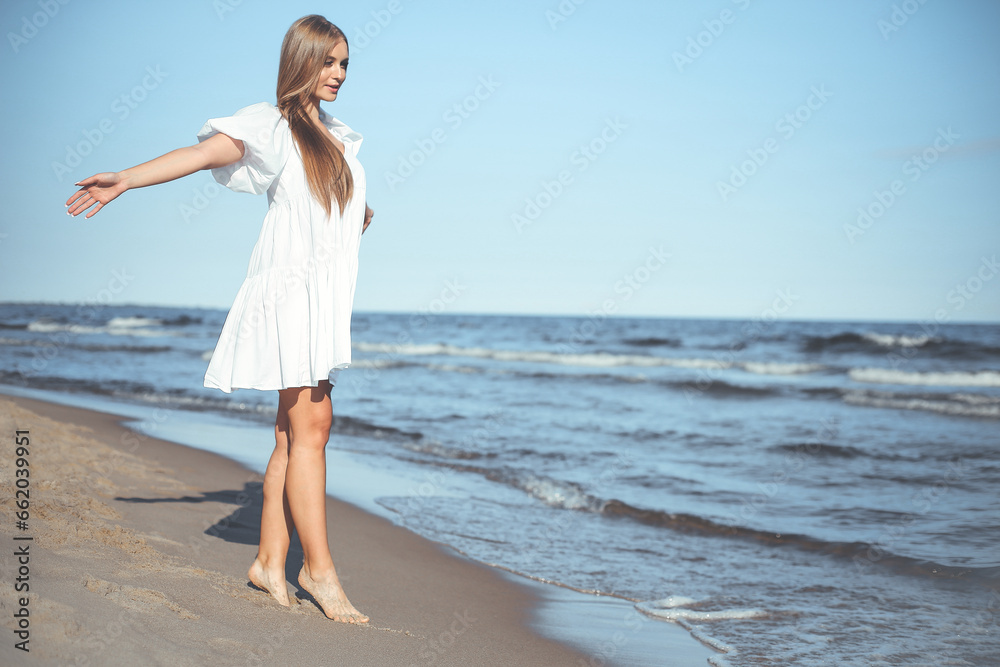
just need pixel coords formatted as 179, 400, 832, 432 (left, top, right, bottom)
66, 133, 246, 218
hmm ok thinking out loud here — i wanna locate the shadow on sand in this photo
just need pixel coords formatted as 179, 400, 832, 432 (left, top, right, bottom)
115, 482, 322, 608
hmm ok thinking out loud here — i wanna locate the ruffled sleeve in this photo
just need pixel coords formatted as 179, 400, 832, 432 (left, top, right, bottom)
197, 102, 289, 194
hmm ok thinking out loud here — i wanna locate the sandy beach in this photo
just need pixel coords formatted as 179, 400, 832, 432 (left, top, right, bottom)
0, 391, 712, 666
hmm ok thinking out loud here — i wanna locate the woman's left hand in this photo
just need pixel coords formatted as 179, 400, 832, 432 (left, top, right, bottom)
363, 204, 374, 233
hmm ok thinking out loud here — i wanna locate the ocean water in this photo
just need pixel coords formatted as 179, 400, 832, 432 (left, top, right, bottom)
1, 302, 998, 666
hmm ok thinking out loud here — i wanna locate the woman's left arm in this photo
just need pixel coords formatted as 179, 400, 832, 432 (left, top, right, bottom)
363, 203, 374, 234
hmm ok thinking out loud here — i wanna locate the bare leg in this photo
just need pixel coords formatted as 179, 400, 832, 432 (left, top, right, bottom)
281, 381, 368, 623
248, 407, 294, 606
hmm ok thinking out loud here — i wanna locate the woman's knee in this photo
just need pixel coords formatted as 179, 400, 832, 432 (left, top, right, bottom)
289, 418, 332, 450
290, 405, 332, 440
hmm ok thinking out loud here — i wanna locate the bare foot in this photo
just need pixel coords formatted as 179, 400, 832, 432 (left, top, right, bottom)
248, 558, 290, 607
298, 567, 369, 624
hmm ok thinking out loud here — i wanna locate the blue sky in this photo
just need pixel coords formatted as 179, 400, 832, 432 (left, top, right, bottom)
1, 0, 998, 322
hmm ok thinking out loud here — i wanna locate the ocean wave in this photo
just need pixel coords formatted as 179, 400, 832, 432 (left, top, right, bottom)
804, 331, 1000, 359
160, 314, 202, 326
349, 347, 830, 399
27, 319, 174, 338
602, 503, 993, 579
623, 336, 681, 348
196, 352, 417, 372
862, 333, 938, 348
407, 362, 653, 386
353, 342, 838, 381
842, 389, 1000, 419
485, 469, 991, 580
121, 389, 277, 418
351, 358, 414, 370
804, 332, 938, 353
635, 599, 768, 622
0, 336, 171, 353
0, 377, 287, 421
353, 341, 725, 369
767, 441, 924, 462
741, 362, 825, 375
498, 470, 604, 512
665, 379, 779, 398
87, 342, 173, 353
106, 316, 164, 328
0, 370, 166, 403
402, 441, 490, 460
849, 368, 1000, 388
769, 442, 868, 459
805, 384, 1000, 419
424, 362, 487, 374
333, 415, 424, 442
315, 451, 1000, 581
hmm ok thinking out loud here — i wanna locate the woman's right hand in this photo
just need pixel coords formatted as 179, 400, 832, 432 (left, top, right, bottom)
66, 172, 128, 218
65, 136, 245, 219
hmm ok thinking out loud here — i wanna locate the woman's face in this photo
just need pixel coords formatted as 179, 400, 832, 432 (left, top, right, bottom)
313, 41, 349, 103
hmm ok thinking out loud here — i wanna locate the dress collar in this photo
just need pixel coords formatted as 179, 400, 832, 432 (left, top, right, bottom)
318, 106, 364, 153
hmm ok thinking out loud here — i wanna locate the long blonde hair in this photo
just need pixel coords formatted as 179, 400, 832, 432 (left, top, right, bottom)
276, 15, 353, 217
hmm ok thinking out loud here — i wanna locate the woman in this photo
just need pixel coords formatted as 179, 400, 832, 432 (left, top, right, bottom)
65, 15, 371, 624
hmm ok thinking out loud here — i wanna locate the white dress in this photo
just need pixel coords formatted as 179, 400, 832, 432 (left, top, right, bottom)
197, 102, 366, 394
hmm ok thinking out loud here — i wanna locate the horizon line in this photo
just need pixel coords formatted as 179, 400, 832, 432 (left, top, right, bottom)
1, 299, 998, 326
